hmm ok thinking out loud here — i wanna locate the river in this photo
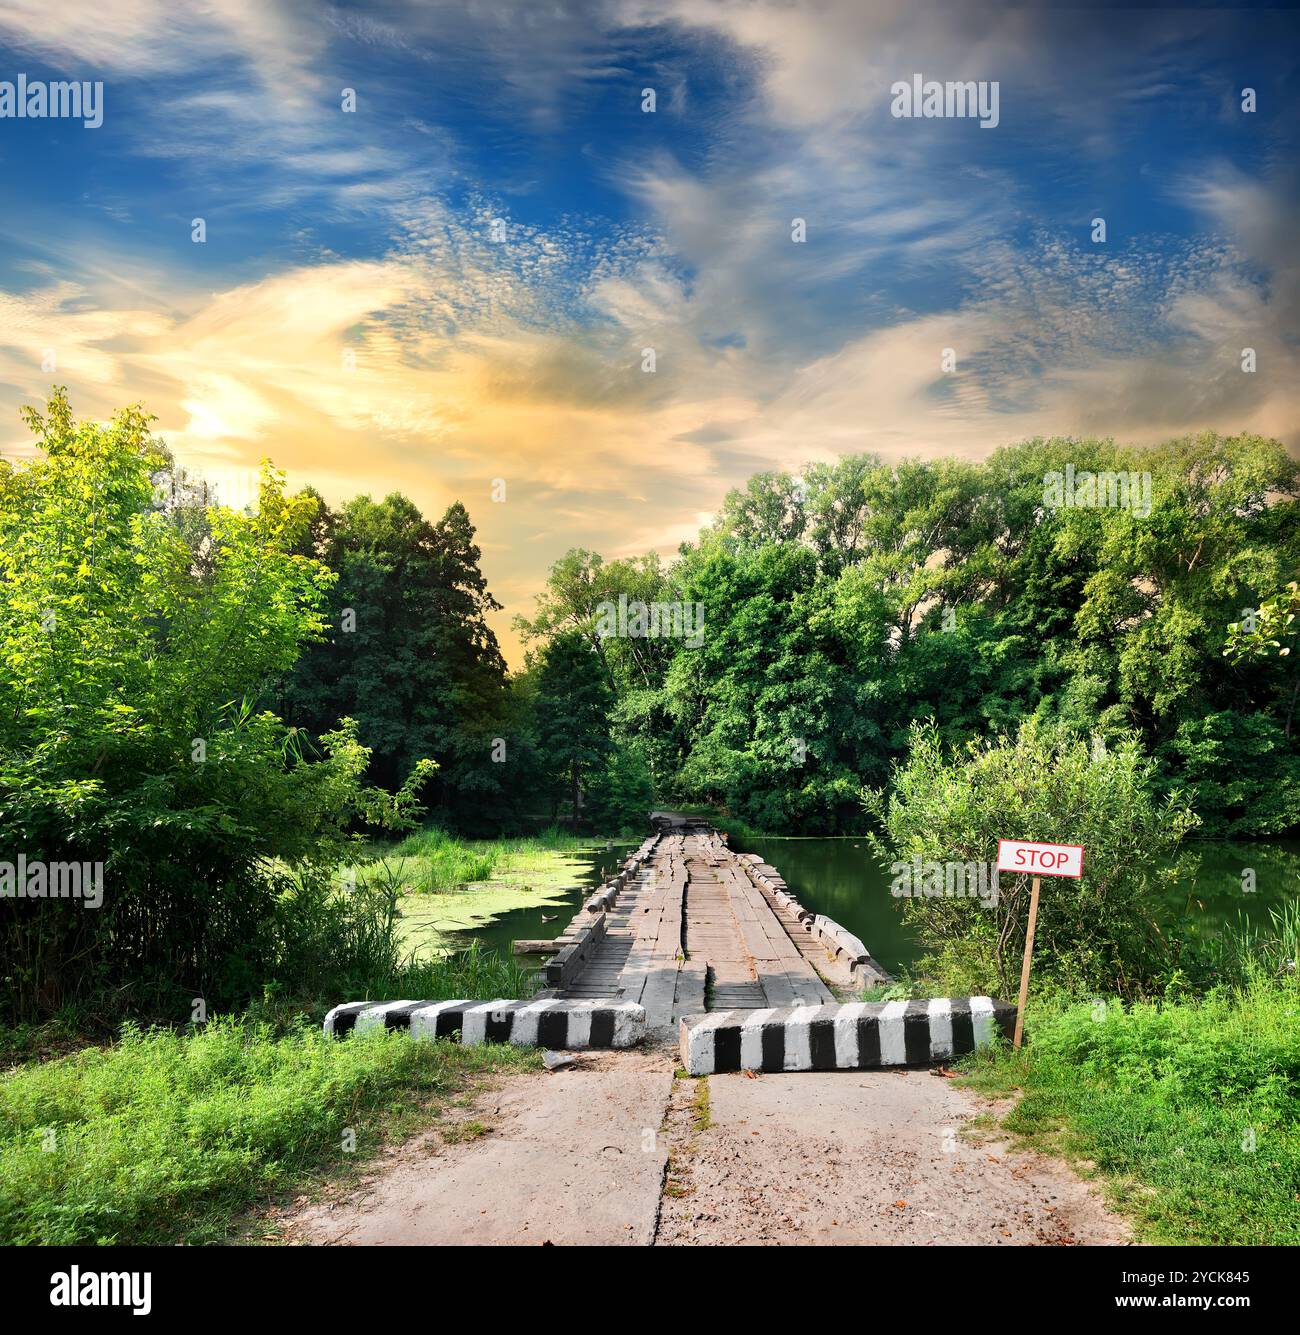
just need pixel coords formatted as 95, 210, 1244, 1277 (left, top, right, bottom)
729, 834, 1300, 974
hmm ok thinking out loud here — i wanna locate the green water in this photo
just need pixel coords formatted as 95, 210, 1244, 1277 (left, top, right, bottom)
439, 843, 636, 958
442, 831, 1300, 979
729, 835, 1300, 975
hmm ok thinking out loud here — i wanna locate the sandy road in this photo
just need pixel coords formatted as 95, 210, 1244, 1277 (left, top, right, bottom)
283, 1045, 1129, 1247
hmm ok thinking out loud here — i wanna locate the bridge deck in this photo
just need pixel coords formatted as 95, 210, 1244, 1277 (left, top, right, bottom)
555, 832, 834, 1034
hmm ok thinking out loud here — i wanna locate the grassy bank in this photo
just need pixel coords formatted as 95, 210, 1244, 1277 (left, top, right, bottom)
959, 976, 1300, 1245
352, 825, 614, 893
345, 826, 630, 958
0, 1016, 539, 1245
0, 831, 579, 1245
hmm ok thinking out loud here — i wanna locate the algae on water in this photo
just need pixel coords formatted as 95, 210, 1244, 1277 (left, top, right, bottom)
346, 843, 619, 959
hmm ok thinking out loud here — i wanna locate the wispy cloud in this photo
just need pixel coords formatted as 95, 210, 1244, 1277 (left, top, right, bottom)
0, 0, 1296, 661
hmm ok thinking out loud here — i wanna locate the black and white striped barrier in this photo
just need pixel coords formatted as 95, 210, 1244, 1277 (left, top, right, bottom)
679, 998, 1015, 1075
325, 998, 646, 1048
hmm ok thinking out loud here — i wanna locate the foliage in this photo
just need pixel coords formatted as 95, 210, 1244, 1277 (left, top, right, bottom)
863, 720, 1199, 996
263, 860, 537, 1009
519, 433, 1300, 836
530, 631, 615, 821
0, 1016, 538, 1245
583, 741, 657, 833
278, 493, 510, 829
0, 392, 424, 1023
961, 947, 1300, 1244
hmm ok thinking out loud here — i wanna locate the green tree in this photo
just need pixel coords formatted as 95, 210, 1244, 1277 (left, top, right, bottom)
279, 494, 509, 828
0, 391, 425, 1021
531, 632, 614, 822
1226, 581, 1300, 738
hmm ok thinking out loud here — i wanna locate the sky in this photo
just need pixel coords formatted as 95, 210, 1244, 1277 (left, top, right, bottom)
0, 1, 1296, 664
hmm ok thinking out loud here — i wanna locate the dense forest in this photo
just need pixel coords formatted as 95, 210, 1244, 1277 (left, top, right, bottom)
516, 433, 1300, 838
263, 425, 1300, 843
2, 392, 1298, 1021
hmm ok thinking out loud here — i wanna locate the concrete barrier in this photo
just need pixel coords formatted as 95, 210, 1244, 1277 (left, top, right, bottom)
585, 884, 619, 913
325, 998, 646, 1049
582, 839, 656, 914
679, 998, 1015, 1075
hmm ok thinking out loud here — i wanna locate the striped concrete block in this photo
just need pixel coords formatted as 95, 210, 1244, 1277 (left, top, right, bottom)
679, 998, 1015, 1075
324, 998, 646, 1049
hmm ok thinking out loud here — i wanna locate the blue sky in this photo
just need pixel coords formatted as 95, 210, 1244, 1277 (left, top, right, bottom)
0, 1, 1296, 659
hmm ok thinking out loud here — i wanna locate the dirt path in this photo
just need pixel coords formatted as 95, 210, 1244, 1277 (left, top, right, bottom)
286, 1049, 673, 1246
656, 1061, 1130, 1245
282, 1046, 1130, 1246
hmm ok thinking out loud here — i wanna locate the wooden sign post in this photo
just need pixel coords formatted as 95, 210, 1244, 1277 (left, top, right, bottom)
996, 839, 1085, 1049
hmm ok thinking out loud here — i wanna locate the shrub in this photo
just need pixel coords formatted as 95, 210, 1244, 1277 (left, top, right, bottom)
864, 719, 1199, 997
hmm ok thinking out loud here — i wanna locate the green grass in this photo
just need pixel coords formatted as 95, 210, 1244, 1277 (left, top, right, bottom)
358, 825, 615, 895
690, 1075, 713, 1132
386, 938, 540, 1002
959, 975, 1300, 1245
0, 1016, 540, 1245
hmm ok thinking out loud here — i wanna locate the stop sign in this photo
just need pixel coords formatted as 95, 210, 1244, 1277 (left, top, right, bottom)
996, 839, 1084, 879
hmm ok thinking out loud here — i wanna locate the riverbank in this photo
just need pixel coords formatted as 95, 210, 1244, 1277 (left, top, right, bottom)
345, 827, 635, 958
0, 828, 631, 1245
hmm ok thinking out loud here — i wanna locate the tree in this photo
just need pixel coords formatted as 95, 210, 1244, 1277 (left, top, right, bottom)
531, 632, 614, 822
515, 548, 674, 692
279, 494, 510, 828
509, 434, 1300, 838
1226, 581, 1300, 738
0, 391, 426, 1022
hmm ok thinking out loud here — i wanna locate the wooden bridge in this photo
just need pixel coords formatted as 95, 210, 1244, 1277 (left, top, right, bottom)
542, 827, 888, 1036
325, 825, 1015, 1072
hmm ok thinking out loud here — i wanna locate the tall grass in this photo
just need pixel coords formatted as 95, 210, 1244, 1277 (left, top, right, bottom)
363, 824, 611, 894
375, 828, 496, 890
0, 1017, 538, 1245
961, 907, 1300, 1245
265, 863, 539, 1015
1218, 900, 1300, 990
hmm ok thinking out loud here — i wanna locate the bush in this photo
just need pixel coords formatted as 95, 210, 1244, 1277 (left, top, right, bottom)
864, 719, 1199, 997
256, 863, 537, 1013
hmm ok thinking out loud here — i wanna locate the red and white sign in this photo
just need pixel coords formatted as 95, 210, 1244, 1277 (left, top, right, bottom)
996, 839, 1084, 878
